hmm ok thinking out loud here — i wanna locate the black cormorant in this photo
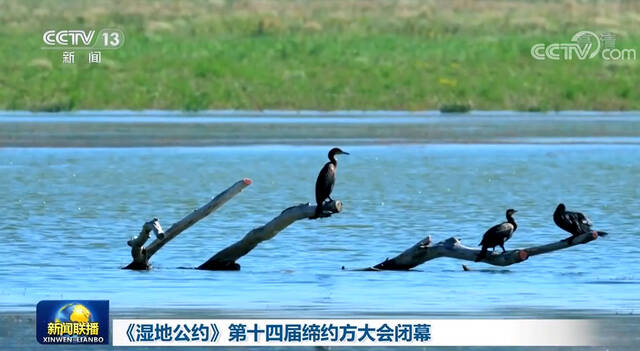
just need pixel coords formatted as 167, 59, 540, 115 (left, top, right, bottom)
475, 209, 518, 262
553, 203, 608, 244
310, 147, 349, 219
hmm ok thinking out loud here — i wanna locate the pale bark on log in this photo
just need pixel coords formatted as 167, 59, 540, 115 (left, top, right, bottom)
124, 179, 252, 270
351, 231, 603, 271
198, 200, 342, 270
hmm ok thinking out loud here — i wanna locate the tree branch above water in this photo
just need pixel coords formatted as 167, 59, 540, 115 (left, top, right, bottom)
347, 231, 604, 271
123, 179, 252, 270
198, 200, 342, 270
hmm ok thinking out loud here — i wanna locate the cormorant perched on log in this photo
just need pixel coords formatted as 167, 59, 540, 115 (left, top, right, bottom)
310, 147, 349, 219
553, 203, 608, 244
475, 209, 518, 262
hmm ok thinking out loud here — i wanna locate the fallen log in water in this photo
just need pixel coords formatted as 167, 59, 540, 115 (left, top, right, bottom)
198, 200, 342, 270
123, 179, 252, 270
348, 231, 604, 271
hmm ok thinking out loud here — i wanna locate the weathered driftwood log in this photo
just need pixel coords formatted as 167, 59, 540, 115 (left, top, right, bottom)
352, 231, 604, 271
198, 200, 342, 270
124, 179, 252, 270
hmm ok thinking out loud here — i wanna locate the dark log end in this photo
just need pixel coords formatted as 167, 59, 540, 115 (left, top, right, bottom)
123, 261, 151, 270
197, 260, 241, 271
372, 258, 415, 271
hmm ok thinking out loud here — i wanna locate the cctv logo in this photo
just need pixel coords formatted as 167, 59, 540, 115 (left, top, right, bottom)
43, 30, 95, 46
531, 30, 636, 61
41, 29, 124, 49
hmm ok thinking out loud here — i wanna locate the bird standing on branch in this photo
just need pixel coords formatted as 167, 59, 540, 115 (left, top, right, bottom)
310, 147, 349, 219
553, 203, 608, 244
475, 209, 518, 262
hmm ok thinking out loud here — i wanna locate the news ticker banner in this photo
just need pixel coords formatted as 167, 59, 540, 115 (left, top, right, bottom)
112, 319, 598, 347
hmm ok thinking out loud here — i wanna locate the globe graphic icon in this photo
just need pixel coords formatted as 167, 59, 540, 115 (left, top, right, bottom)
55, 303, 93, 324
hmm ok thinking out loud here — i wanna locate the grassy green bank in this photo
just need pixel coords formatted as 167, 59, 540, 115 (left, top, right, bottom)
0, 0, 639, 111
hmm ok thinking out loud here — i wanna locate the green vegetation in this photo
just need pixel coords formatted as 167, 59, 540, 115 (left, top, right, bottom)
0, 0, 639, 111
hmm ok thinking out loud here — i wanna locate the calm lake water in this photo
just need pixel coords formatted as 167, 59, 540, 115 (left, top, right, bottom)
0, 113, 639, 317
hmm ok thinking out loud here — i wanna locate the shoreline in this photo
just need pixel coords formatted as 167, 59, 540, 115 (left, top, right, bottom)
4, 141, 640, 148
2, 110, 640, 117
1, 111, 640, 148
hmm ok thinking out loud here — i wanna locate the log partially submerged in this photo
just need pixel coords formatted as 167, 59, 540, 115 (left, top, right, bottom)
124, 179, 252, 270
198, 200, 342, 270
353, 231, 604, 271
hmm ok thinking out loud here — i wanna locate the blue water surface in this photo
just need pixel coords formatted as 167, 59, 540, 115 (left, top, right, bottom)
1, 137, 638, 314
